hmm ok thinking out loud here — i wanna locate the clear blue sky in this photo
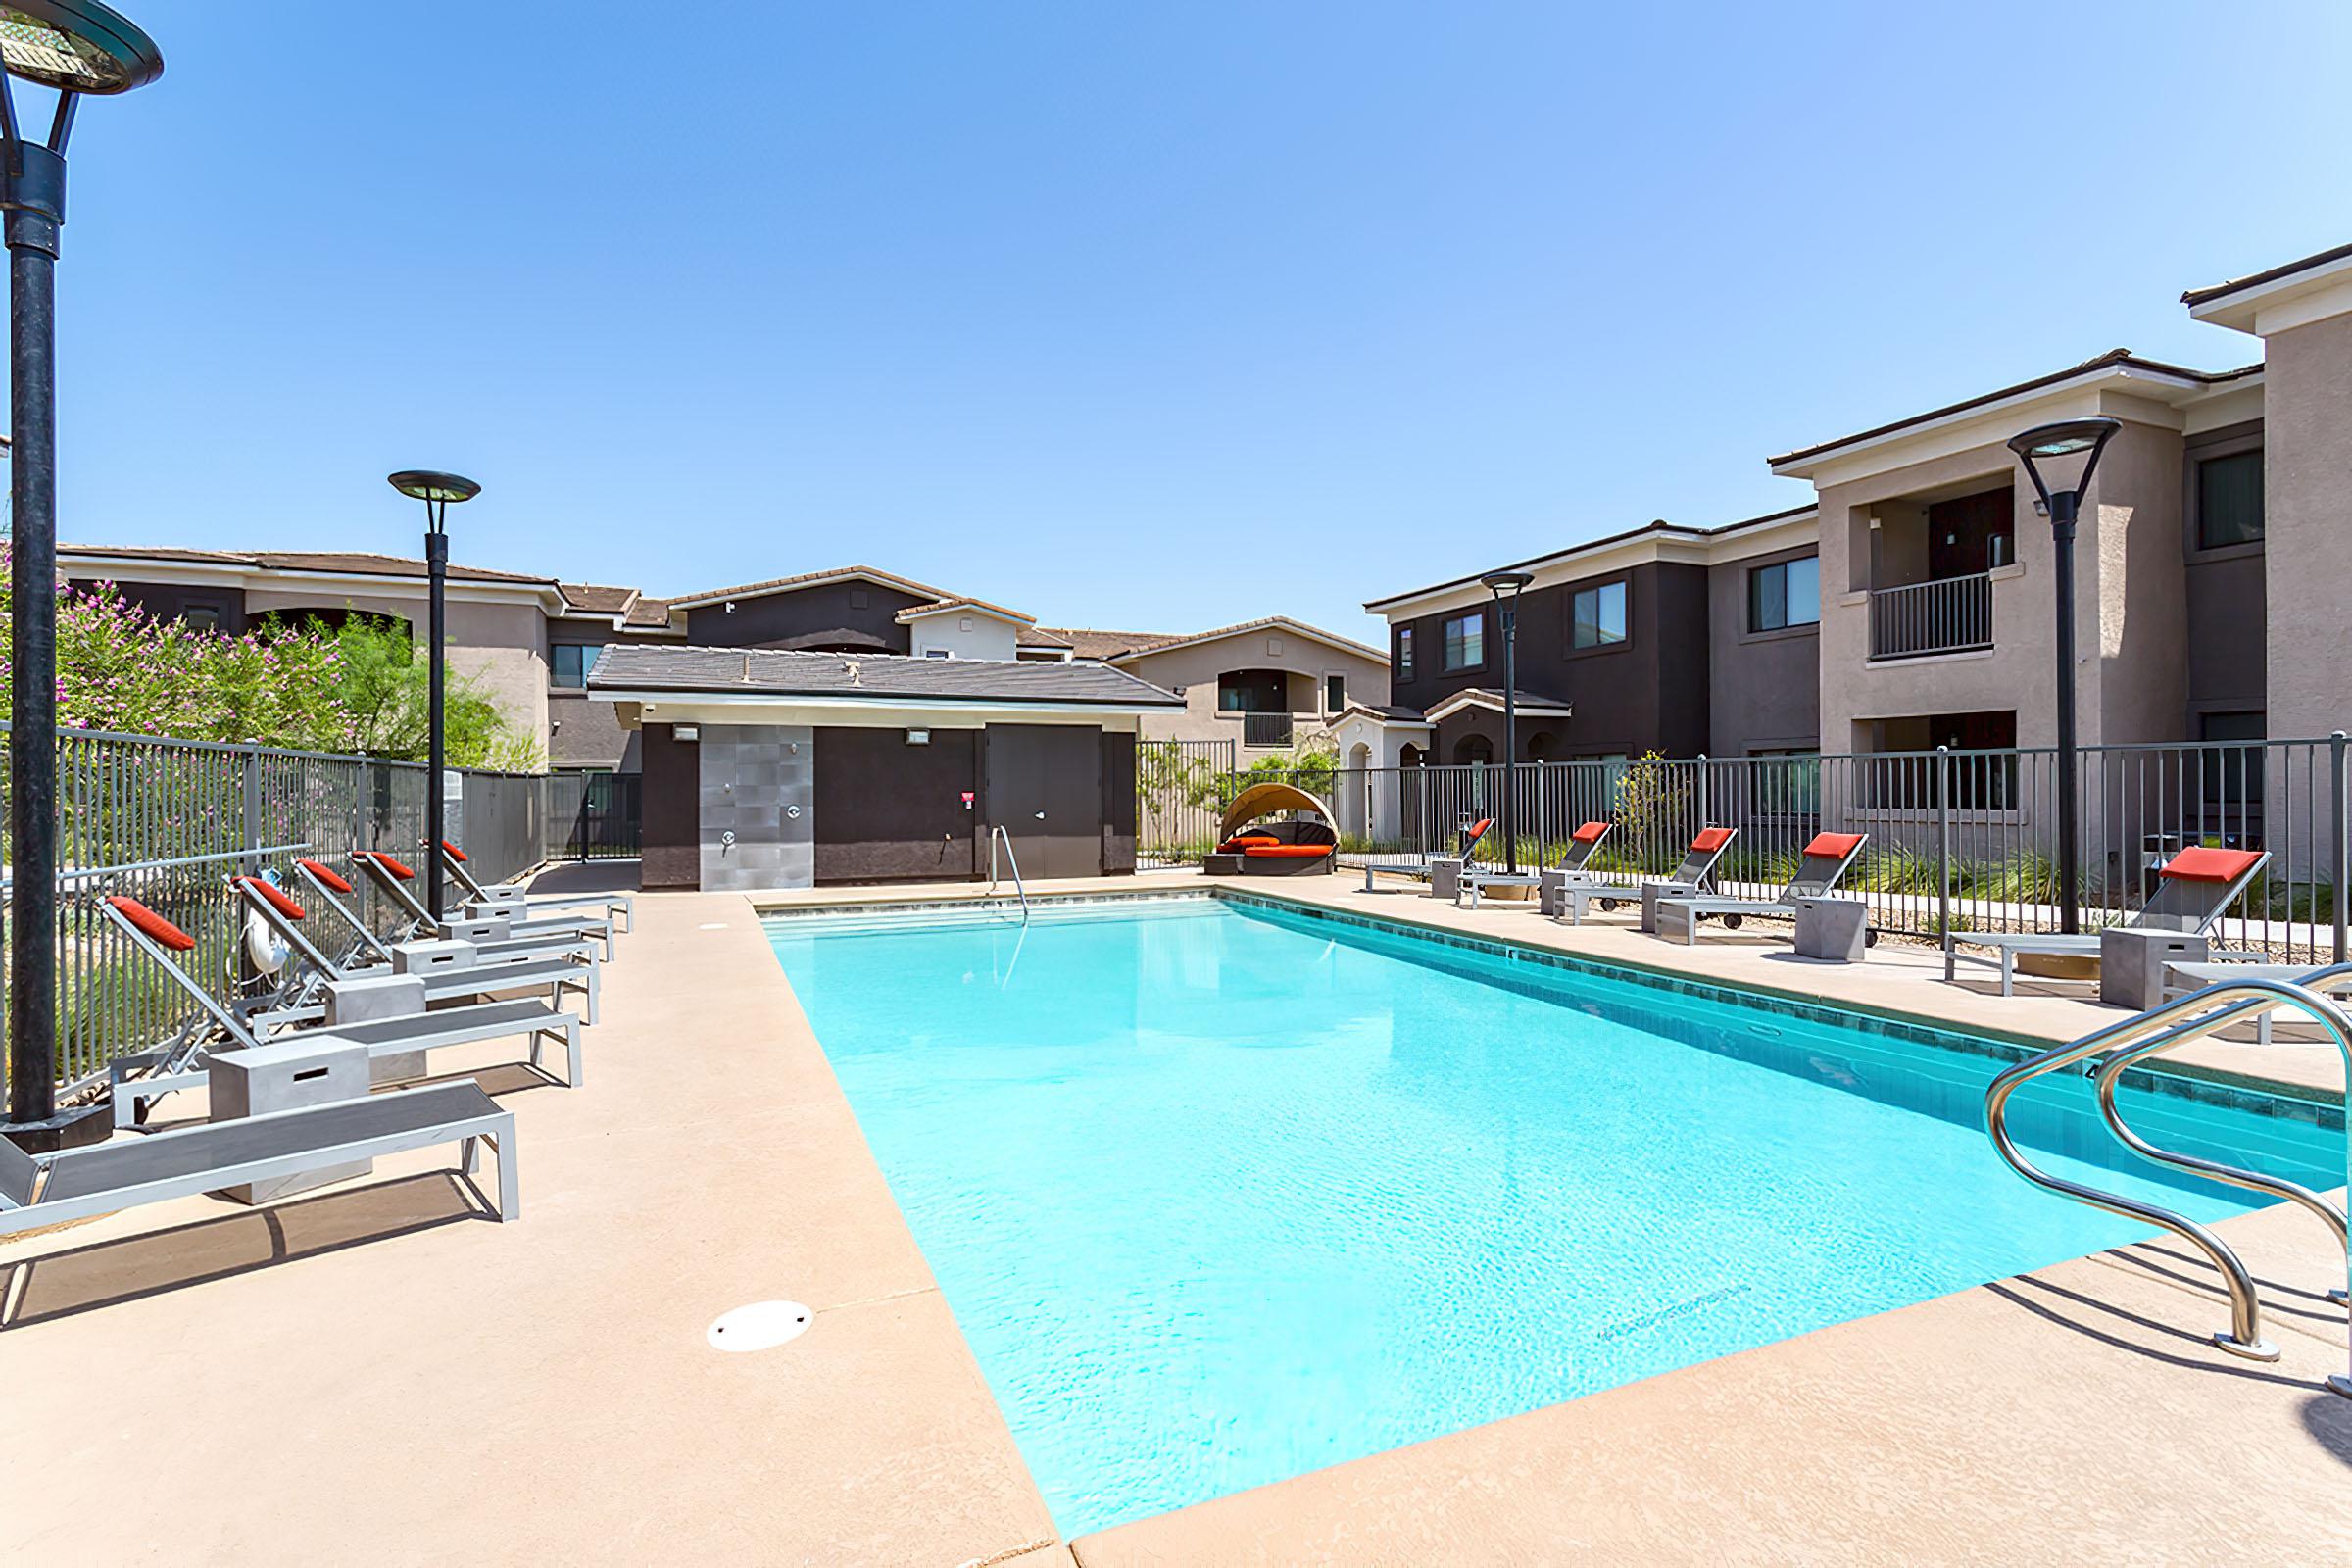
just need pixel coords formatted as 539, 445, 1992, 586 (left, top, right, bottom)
36, 0, 2352, 645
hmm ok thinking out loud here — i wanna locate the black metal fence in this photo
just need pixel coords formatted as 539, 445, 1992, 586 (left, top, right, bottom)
1145, 737, 2352, 964
0, 726, 549, 1107
545, 771, 642, 860
1137, 738, 1238, 868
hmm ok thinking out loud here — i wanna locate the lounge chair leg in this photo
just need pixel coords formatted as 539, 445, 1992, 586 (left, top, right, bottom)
462, 1135, 479, 1176
566, 1023, 583, 1088
492, 1125, 519, 1220
2001, 954, 2014, 998
586, 967, 601, 1027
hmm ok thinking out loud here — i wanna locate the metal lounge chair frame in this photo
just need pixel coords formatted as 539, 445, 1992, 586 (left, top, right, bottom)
2, 1079, 517, 1240
1953, 846, 2273, 997
231, 876, 598, 1029
101, 897, 583, 1130
436, 838, 633, 933
1553, 825, 1738, 926
295, 856, 596, 977
1461, 820, 1612, 908
1653, 831, 1872, 946
350, 852, 608, 965
2162, 959, 2352, 1046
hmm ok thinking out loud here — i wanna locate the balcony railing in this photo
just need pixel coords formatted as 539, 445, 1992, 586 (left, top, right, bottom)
1869, 571, 1992, 661
1242, 712, 1295, 748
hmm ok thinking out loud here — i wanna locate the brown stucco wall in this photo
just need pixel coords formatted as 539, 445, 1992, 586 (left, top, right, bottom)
685, 581, 927, 653
1706, 546, 1820, 754
69, 576, 250, 634
2262, 312, 2352, 739
810, 726, 984, 884
639, 722, 703, 889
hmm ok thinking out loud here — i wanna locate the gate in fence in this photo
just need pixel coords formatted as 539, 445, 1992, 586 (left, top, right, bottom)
545, 771, 642, 861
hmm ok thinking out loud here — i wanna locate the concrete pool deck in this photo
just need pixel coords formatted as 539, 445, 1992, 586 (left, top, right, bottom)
3, 863, 2343, 1564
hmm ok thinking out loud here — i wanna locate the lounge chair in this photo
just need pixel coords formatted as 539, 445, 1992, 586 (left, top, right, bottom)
297, 857, 597, 973
2161, 959, 2352, 1046
1553, 826, 1737, 927
102, 897, 584, 1130
1461, 820, 1612, 909
1652, 831, 1871, 946
231, 876, 597, 1027
2, 1079, 517, 1239
437, 839, 633, 933
352, 851, 612, 962
1954, 846, 2272, 998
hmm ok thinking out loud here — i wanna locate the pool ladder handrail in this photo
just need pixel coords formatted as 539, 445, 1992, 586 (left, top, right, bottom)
986, 824, 1030, 925
1984, 972, 2352, 1393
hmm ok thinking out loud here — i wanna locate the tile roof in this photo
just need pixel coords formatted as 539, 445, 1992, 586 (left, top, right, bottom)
587, 645, 1184, 708
2182, 240, 2352, 307
1015, 626, 1076, 649
1030, 627, 1181, 661
668, 564, 961, 610
621, 596, 675, 629
61, 545, 556, 586
1095, 615, 1385, 662
558, 582, 636, 613
893, 595, 1038, 626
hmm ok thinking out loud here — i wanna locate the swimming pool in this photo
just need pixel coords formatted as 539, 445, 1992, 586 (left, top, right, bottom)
767, 895, 2340, 1536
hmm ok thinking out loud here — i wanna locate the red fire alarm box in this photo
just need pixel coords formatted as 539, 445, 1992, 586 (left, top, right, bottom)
960, 792, 974, 809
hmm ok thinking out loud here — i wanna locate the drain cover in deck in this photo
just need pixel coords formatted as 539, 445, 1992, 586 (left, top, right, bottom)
708, 1300, 811, 1351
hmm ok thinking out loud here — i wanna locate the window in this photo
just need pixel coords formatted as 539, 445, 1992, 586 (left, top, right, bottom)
2196, 450, 2264, 549
1442, 612, 1484, 670
924, 648, 952, 660
1571, 582, 1627, 649
551, 644, 595, 688
1396, 626, 1415, 680
1747, 556, 1820, 633
2199, 710, 2266, 808
182, 603, 224, 634
1325, 674, 1346, 713
1217, 668, 1287, 712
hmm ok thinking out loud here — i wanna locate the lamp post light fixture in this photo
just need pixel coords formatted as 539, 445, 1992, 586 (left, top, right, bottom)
388, 469, 481, 924
1, 1, 163, 1152
1481, 569, 1535, 875
2007, 415, 2121, 937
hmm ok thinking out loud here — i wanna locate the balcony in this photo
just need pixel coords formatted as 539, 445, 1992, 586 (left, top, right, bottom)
1869, 571, 1992, 662
1242, 712, 1296, 748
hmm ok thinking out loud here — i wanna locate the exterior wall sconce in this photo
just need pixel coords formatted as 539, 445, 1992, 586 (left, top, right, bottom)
674, 723, 700, 742
906, 728, 931, 745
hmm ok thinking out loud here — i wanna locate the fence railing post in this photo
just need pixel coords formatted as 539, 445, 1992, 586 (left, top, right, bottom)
2333, 730, 2348, 966
1937, 745, 1954, 981
241, 742, 263, 876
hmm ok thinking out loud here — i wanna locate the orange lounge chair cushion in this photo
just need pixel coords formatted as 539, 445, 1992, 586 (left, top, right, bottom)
362, 852, 417, 880
1803, 832, 1865, 859
1244, 844, 1332, 858
237, 876, 306, 921
1571, 821, 1609, 843
1691, 827, 1735, 853
298, 858, 355, 894
1217, 834, 1282, 853
441, 839, 468, 862
2161, 846, 2263, 883
107, 896, 196, 952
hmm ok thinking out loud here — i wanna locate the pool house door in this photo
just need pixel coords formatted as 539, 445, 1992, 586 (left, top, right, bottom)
985, 724, 1103, 879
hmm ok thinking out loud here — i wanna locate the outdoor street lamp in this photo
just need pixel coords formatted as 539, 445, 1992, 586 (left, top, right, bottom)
2, 1, 163, 1152
388, 469, 481, 924
1481, 569, 1535, 875
2007, 416, 2121, 937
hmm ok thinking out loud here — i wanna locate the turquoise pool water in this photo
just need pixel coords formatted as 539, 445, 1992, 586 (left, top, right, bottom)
767, 896, 2340, 1536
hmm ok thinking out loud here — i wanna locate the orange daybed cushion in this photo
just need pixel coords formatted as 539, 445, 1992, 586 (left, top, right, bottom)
1244, 844, 1333, 858
1802, 832, 1866, 860
1691, 827, 1735, 853
237, 876, 306, 921
1571, 821, 1609, 843
297, 858, 354, 894
362, 852, 416, 880
440, 839, 468, 862
106, 896, 196, 952
2161, 846, 2263, 883
1217, 834, 1281, 853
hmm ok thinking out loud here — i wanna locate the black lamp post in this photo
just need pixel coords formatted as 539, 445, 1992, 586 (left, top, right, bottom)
2007, 416, 2120, 937
1481, 570, 1534, 875
2, 2, 162, 1152
387, 469, 481, 923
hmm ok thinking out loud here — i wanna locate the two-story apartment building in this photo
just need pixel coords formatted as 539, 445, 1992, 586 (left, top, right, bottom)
1357, 238, 2352, 783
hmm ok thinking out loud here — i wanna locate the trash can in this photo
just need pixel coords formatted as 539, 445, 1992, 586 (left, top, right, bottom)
208, 1036, 371, 1205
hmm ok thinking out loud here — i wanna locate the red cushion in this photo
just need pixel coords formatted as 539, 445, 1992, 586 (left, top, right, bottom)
2162, 846, 2264, 884
362, 852, 416, 880
1218, 834, 1281, 853
237, 876, 306, 921
1244, 844, 1333, 858
1465, 818, 1494, 839
1803, 832, 1866, 859
1691, 827, 1735, 853
106, 896, 196, 952
1571, 821, 1609, 843
297, 858, 354, 895
440, 839, 468, 863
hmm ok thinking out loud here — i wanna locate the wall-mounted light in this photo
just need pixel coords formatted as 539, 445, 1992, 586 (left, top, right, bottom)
906, 728, 931, 746
674, 723, 700, 742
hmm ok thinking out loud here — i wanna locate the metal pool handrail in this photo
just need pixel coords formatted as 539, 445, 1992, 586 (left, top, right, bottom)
1984, 977, 2352, 1387
987, 825, 1030, 925
2090, 963, 2352, 1311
